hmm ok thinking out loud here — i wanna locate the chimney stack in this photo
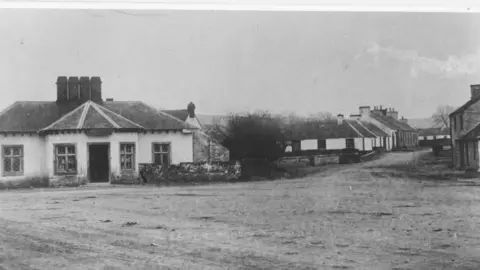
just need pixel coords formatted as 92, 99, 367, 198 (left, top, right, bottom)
79, 77, 91, 102
67, 77, 80, 101
359, 106, 371, 116
55, 76, 103, 104
90, 77, 103, 103
337, 114, 344, 125
187, 102, 196, 118
471, 85, 480, 99
56, 76, 68, 103
399, 116, 408, 124
386, 108, 399, 120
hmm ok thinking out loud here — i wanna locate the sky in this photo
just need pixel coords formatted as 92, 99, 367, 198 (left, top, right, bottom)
0, 9, 479, 118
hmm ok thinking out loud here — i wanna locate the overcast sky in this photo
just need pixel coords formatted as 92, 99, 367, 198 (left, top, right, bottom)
0, 9, 479, 118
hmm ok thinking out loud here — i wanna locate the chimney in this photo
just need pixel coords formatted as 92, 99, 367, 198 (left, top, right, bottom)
187, 102, 196, 118
359, 106, 371, 116
471, 84, 480, 99
56, 76, 68, 103
399, 116, 408, 124
79, 77, 91, 102
349, 114, 361, 120
90, 77, 103, 103
67, 77, 80, 101
386, 108, 399, 120
337, 114, 344, 125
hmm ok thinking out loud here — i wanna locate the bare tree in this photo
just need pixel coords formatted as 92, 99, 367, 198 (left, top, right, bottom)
432, 105, 456, 129
306, 111, 334, 121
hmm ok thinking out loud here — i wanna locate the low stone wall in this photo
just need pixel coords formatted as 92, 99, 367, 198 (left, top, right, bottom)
277, 155, 340, 167
113, 162, 242, 185
110, 170, 141, 185
49, 175, 88, 188
313, 155, 339, 166
0, 177, 50, 189
165, 161, 242, 183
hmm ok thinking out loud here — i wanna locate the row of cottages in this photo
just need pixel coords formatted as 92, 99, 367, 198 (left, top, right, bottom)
163, 103, 230, 163
418, 128, 450, 146
450, 84, 480, 170
284, 114, 389, 153
0, 76, 215, 186
351, 105, 418, 151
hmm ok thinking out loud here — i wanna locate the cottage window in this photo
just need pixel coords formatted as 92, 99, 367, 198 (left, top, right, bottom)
317, 139, 327, 150
291, 140, 301, 152
346, 139, 355, 149
152, 143, 171, 167
120, 143, 135, 171
2, 145, 23, 176
55, 144, 77, 174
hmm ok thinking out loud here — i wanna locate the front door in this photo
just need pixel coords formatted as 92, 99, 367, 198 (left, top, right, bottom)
88, 143, 110, 183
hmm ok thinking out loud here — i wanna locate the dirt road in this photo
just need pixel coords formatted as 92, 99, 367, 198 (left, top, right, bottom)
1, 150, 480, 270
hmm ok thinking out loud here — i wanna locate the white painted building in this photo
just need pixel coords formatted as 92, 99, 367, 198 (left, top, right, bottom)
0, 76, 198, 187
287, 114, 388, 152
354, 106, 418, 151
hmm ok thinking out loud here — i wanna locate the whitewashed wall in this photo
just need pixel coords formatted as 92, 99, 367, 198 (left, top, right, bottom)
301, 139, 318, 150
326, 138, 346, 150
45, 131, 193, 180
354, 138, 363, 150
138, 132, 193, 164
0, 134, 47, 182
359, 115, 394, 151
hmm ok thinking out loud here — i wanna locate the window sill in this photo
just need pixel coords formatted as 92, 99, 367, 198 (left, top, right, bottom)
54, 172, 78, 176
2, 172, 24, 177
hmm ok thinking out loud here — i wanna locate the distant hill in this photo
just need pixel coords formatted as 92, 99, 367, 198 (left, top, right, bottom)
196, 114, 229, 127
407, 117, 441, 129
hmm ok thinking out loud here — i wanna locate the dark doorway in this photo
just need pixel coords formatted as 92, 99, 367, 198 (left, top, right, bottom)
88, 143, 110, 183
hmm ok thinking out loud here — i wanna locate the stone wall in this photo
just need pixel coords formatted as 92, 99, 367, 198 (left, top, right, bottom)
110, 170, 141, 185
49, 175, 88, 188
166, 162, 241, 183
193, 131, 229, 163
312, 155, 340, 166
277, 155, 340, 167
0, 177, 49, 189
115, 162, 241, 185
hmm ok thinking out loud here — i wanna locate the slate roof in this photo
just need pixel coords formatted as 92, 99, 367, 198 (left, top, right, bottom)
162, 109, 190, 121
41, 101, 144, 131
0, 100, 197, 133
370, 112, 416, 132
358, 121, 389, 137
450, 95, 480, 116
284, 119, 379, 141
163, 109, 203, 128
347, 120, 377, 137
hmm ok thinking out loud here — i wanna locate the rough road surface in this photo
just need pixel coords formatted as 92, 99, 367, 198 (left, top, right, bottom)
1, 151, 480, 270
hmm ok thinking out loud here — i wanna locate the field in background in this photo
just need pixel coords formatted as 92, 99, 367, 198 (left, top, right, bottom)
1, 150, 480, 269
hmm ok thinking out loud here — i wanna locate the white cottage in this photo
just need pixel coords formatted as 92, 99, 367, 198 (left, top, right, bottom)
286, 114, 388, 153
0, 76, 198, 187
